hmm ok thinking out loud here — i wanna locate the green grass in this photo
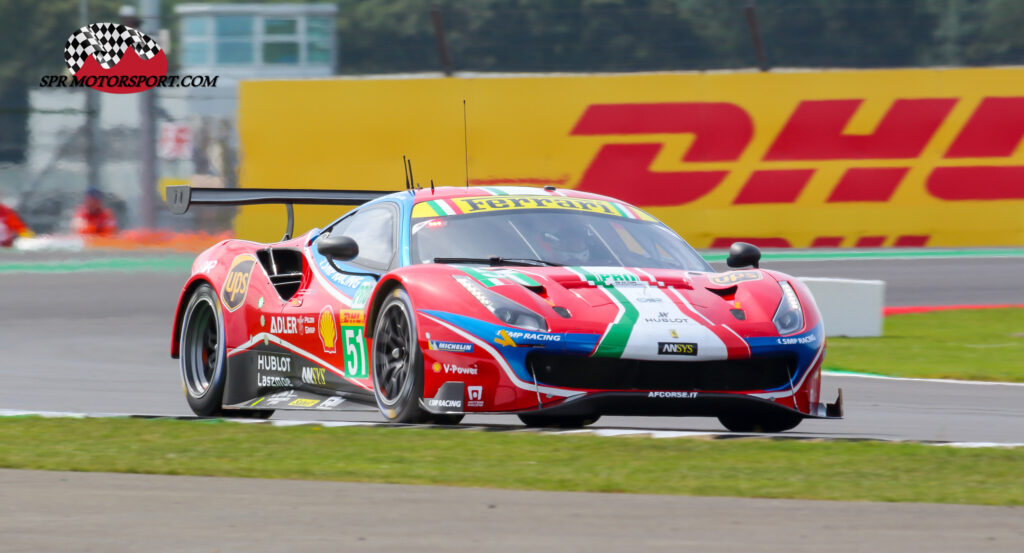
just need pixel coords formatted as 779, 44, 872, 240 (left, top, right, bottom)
3, 417, 1022, 505
825, 308, 1024, 382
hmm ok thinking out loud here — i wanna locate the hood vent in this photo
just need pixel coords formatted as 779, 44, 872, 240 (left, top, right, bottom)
706, 285, 738, 298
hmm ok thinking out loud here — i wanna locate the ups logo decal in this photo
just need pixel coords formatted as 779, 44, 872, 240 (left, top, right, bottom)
221, 254, 257, 311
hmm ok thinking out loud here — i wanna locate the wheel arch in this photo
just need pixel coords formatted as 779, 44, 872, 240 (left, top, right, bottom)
365, 276, 406, 343
171, 276, 217, 359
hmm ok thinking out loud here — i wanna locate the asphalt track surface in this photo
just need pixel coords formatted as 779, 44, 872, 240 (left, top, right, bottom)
2, 253, 1023, 552
1, 254, 1022, 443
3, 469, 1022, 553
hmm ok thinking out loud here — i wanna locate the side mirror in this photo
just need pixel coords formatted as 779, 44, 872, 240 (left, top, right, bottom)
317, 233, 359, 261
726, 241, 761, 269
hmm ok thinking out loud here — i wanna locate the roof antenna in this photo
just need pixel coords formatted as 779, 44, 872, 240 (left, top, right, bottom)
463, 99, 470, 188
403, 156, 411, 191
403, 155, 411, 190
430, 179, 435, 193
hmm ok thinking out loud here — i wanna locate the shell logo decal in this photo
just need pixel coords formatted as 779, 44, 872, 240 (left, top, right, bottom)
318, 305, 337, 354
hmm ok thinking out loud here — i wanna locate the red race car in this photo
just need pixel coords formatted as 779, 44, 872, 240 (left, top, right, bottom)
168, 184, 841, 431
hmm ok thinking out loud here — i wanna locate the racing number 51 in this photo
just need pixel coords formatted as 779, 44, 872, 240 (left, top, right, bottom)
342, 327, 368, 379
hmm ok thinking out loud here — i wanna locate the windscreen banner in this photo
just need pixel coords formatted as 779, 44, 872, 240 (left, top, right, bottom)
236, 68, 1024, 247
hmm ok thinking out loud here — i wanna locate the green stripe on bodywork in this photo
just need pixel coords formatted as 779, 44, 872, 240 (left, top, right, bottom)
456, 265, 503, 287
482, 187, 510, 196
576, 267, 638, 357
0, 256, 193, 274
501, 271, 540, 287
426, 200, 448, 216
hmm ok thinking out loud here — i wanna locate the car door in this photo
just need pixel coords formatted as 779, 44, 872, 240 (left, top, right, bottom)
279, 202, 400, 396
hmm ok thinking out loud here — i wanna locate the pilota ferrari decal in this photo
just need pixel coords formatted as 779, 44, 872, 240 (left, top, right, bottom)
221, 254, 257, 312
411, 195, 656, 221
709, 270, 763, 286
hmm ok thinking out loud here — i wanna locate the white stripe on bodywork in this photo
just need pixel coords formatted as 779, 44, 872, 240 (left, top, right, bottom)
572, 266, 728, 361
420, 312, 582, 398
228, 331, 371, 391
613, 280, 729, 361
304, 247, 355, 306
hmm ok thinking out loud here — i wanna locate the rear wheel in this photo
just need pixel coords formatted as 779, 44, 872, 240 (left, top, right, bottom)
717, 411, 802, 433
518, 414, 601, 429
372, 288, 434, 424
180, 284, 273, 419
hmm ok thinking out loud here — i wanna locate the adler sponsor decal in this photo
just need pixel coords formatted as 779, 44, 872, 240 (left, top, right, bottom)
270, 316, 300, 335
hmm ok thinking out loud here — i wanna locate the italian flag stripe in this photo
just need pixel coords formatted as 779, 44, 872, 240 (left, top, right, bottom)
482, 187, 509, 196
458, 266, 503, 287
503, 271, 540, 287
576, 267, 638, 358
425, 200, 452, 216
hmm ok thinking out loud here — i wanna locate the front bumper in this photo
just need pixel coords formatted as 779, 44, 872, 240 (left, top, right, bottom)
505, 388, 843, 420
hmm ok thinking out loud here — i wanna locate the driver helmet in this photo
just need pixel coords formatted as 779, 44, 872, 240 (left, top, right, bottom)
538, 221, 590, 264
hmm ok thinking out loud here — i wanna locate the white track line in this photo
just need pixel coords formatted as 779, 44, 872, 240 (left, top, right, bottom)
1, 409, 1020, 448
823, 371, 1024, 387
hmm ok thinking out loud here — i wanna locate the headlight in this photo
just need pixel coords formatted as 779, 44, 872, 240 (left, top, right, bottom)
772, 281, 804, 335
454, 275, 547, 331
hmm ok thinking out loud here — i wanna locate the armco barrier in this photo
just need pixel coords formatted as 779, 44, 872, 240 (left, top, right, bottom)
236, 68, 1024, 245
799, 277, 885, 337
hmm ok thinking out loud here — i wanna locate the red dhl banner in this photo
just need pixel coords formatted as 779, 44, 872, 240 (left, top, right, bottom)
237, 68, 1024, 246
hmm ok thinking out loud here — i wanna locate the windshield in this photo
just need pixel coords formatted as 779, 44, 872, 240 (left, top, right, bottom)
409, 201, 711, 271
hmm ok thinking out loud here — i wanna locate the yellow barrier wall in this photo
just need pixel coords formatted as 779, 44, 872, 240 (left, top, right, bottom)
237, 68, 1024, 246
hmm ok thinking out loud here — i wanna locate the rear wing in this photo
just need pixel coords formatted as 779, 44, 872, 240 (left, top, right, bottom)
165, 185, 389, 240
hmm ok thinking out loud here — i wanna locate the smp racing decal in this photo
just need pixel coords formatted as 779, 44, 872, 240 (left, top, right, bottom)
709, 270, 763, 286
221, 254, 257, 311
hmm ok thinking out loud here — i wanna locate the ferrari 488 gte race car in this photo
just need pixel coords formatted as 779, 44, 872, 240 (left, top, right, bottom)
168, 184, 841, 432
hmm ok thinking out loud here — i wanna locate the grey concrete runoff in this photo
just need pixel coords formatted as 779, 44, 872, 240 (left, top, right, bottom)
0, 470, 1019, 553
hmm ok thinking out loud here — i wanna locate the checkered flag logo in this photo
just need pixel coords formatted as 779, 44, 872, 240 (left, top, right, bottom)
64, 22, 162, 75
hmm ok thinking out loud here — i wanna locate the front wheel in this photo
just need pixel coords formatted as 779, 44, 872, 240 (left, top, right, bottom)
372, 288, 433, 424
518, 414, 601, 429
717, 411, 802, 433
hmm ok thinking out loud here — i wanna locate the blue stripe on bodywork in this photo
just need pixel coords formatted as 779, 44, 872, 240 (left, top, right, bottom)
422, 309, 601, 383
744, 323, 825, 392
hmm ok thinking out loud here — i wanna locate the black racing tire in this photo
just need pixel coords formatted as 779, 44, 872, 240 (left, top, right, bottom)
517, 414, 601, 429
179, 284, 274, 419
717, 411, 802, 433
372, 287, 433, 424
